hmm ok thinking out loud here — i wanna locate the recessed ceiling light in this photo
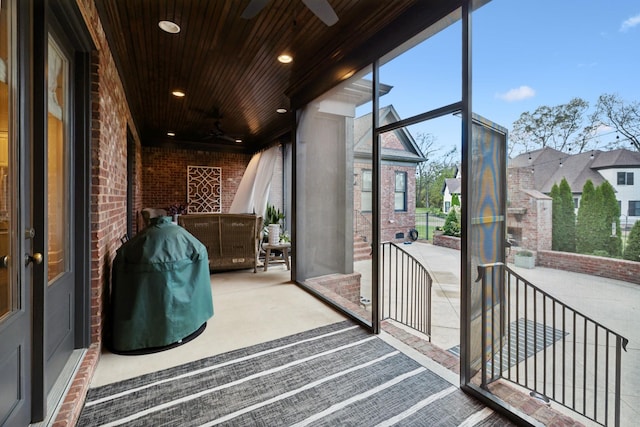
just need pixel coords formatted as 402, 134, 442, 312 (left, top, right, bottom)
235, 139, 243, 143
342, 70, 355, 80
167, 132, 175, 137
277, 54, 293, 64
172, 90, 185, 97
159, 20, 180, 34
276, 108, 287, 114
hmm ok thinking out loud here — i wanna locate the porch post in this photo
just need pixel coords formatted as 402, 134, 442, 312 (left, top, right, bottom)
460, 0, 473, 387
372, 59, 380, 334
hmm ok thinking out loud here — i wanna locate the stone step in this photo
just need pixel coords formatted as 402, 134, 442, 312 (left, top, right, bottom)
354, 246, 372, 261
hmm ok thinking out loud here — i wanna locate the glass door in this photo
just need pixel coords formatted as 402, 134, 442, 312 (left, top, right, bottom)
0, 0, 10, 324
43, 31, 75, 395
0, 1, 33, 425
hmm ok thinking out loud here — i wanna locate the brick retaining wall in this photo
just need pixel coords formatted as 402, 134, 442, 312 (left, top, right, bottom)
433, 233, 461, 250
432, 236, 640, 285
537, 250, 640, 285
304, 273, 362, 305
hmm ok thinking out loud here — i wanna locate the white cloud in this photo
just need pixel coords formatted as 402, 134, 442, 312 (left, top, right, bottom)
620, 14, 640, 32
495, 86, 536, 102
596, 124, 613, 134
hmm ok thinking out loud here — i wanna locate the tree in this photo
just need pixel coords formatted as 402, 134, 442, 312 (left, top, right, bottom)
576, 180, 599, 254
552, 179, 576, 252
426, 162, 457, 211
414, 132, 458, 211
442, 206, 461, 237
623, 221, 640, 262
414, 133, 439, 208
550, 183, 561, 250
555, 98, 590, 152
599, 181, 622, 256
511, 105, 555, 150
560, 179, 577, 252
576, 180, 620, 255
510, 98, 590, 154
592, 93, 640, 151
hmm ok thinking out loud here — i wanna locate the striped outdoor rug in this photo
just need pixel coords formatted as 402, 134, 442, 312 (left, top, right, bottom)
78, 320, 516, 426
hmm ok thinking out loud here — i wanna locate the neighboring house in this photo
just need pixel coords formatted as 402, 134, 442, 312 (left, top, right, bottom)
510, 147, 640, 227
442, 166, 461, 213
353, 105, 427, 242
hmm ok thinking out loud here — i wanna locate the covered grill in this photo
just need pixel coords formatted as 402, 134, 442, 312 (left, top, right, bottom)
110, 216, 213, 353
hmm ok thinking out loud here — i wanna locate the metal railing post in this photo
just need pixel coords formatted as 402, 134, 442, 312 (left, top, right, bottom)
426, 212, 429, 240
615, 336, 622, 427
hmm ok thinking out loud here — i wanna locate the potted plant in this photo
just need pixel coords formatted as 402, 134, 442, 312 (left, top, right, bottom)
263, 203, 285, 245
514, 249, 535, 269
167, 203, 188, 222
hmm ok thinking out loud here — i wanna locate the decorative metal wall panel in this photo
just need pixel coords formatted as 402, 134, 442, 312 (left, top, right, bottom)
467, 114, 508, 375
187, 166, 222, 213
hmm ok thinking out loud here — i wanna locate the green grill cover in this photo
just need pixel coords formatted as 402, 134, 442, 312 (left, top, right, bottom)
111, 216, 214, 352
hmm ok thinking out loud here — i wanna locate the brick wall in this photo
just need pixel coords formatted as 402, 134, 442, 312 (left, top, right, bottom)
142, 146, 252, 214
433, 233, 461, 250
354, 162, 418, 242
507, 167, 552, 252
304, 272, 362, 305
538, 250, 640, 285
431, 235, 640, 286
381, 165, 416, 241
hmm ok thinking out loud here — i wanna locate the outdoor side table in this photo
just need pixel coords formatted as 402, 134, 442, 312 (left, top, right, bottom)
262, 242, 291, 271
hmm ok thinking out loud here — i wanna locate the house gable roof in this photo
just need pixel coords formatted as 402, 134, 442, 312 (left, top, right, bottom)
444, 178, 461, 194
590, 148, 640, 169
509, 146, 640, 194
354, 105, 426, 163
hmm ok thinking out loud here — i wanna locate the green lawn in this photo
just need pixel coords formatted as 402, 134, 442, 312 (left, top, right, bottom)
414, 208, 446, 240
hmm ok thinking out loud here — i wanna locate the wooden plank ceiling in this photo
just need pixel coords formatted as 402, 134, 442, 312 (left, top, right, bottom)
95, 0, 458, 153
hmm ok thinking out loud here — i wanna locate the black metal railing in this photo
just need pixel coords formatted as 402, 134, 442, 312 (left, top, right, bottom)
477, 263, 628, 426
414, 212, 446, 240
380, 242, 432, 338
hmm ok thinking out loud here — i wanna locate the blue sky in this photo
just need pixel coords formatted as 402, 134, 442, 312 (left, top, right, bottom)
370, 0, 640, 158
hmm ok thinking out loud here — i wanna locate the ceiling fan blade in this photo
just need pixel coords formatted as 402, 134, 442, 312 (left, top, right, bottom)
241, 0, 270, 19
218, 134, 237, 143
302, 0, 338, 26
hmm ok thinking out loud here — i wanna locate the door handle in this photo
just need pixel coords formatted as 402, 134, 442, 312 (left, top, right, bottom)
25, 252, 43, 266
0, 255, 8, 268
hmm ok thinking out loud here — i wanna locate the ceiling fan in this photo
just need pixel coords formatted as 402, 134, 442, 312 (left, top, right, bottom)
241, 0, 339, 26
191, 106, 237, 143
201, 121, 237, 143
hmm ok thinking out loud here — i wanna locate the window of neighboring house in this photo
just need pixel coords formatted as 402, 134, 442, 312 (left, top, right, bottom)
361, 170, 372, 212
395, 171, 407, 211
629, 200, 640, 217
574, 197, 579, 209
617, 172, 634, 185
444, 201, 451, 213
